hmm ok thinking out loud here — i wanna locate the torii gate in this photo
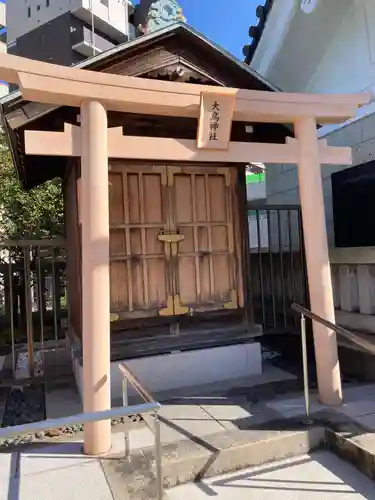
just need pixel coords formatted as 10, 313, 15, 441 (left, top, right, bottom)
0, 53, 369, 455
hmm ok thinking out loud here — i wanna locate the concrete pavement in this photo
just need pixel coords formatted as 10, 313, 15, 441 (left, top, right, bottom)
0, 376, 375, 499
0, 443, 115, 500
167, 451, 375, 499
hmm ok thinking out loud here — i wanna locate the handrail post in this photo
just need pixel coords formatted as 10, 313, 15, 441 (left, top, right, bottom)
122, 378, 128, 407
117, 363, 163, 491
154, 414, 163, 500
300, 314, 310, 421
122, 377, 130, 458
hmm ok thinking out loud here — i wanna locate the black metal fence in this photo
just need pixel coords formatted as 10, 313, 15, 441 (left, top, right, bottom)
248, 204, 309, 334
0, 240, 70, 383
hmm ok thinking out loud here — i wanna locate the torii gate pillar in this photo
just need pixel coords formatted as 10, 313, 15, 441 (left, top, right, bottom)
80, 100, 112, 455
295, 116, 343, 406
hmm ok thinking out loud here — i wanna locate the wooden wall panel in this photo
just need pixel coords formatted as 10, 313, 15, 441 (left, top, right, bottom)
109, 165, 169, 318
64, 160, 82, 338
170, 166, 240, 313
103, 47, 178, 77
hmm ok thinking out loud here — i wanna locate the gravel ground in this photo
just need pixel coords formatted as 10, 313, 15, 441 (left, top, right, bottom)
0, 383, 143, 449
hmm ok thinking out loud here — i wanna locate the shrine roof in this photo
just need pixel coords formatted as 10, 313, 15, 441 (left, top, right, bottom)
0, 22, 288, 188
243, 0, 274, 65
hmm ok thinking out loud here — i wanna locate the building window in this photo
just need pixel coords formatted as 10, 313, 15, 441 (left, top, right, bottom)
46, 0, 50, 5
28, 6, 31, 17
37, 5, 41, 11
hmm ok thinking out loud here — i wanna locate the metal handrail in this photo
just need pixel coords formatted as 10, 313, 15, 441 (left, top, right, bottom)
292, 303, 375, 354
0, 366, 163, 500
0, 402, 159, 440
291, 302, 375, 422
118, 363, 163, 500
118, 363, 156, 406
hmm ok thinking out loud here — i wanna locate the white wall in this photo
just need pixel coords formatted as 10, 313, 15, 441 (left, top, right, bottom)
307, 0, 375, 94
0, 11, 8, 98
252, 0, 375, 248
251, 0, 352, 93
7, 0, 132, 43
0, 2, 5, 30
265, 114, 375, 247
78, 0, 131, 38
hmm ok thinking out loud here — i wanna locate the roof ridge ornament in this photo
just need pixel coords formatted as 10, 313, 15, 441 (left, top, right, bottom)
300, 0, 319, 14
139, 0, 186, 35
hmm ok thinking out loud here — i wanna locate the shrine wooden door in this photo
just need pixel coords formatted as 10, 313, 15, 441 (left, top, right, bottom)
109, 164, 170, 319
167, 165, 241, 315
108, 163, 242, 320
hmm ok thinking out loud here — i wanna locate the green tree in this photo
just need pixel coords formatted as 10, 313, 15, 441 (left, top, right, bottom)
0, 134, 64, 240
0, 133, 64, 344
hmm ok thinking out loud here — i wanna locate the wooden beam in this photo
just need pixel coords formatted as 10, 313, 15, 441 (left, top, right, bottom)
24, 125, 352, 165
17, 72, 366, 124
25, 123, 82, 157
0, 52, 369, 106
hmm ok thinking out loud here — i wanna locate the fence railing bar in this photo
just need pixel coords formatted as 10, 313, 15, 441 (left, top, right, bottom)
51, 247, 59, 342
23, 246, 34, 377
247, 203, 302, 211
266, 209, 277, 328
277, 210, 287, 329
0, 240, 69, 383
0, 240, 66, 248
287, 210, 297, 329
8, 247, 15, 375
255, 210, 266, 327
37, 246, 45, 349
0, 402, 160, 439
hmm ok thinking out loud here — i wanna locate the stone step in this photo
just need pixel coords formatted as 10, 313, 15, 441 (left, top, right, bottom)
151, 426, 326, 488
325, 413, 375, 481
101, 408, 375, 499
101, 425, 326, 499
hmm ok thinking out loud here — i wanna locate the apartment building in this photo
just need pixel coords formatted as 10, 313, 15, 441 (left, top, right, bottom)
7, 0, 136, 66
0, 1, 6, 97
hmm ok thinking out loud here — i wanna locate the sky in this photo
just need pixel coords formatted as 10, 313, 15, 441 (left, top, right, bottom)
134, 0, 259, 60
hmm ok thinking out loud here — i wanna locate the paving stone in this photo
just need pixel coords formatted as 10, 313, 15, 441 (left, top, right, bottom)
266, 395, 327, 418
167, 451, 375, 500
313, 409, 364, 436
159, 404, 214, 421
18, 459, 113, 500
201, 401, 252, 426
19, 442, 91, 476
145, 404, 225, 445
101, 452, 159, 500
202, 401, 282, 431
109, 427, 155, 457
335, 400, 375, 419
0, 451, 16, 479
343, 384, 375, 402
354, 413, 375, 432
